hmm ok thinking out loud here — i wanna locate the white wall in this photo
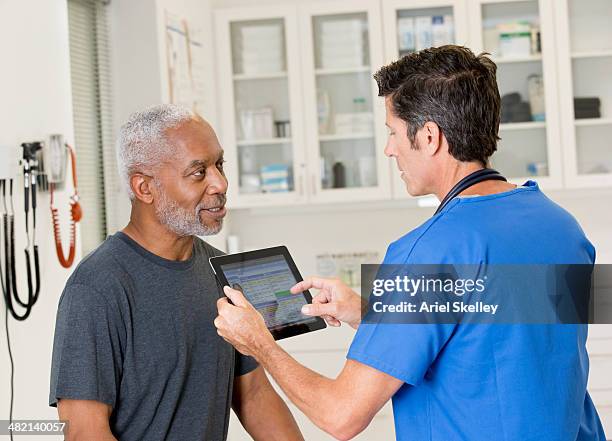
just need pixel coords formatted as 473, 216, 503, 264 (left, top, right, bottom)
0, 0, 80, 439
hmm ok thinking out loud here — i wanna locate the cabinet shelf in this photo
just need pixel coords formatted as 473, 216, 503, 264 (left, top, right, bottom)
236, 137, 292, 146
233, 72, 288, 81
315, 66, 371, 75
574, 118, 612, 127
499, 121, 546, 131
491, 54, 542, 64
571, 50, 612, 60
319, 133, 374, 142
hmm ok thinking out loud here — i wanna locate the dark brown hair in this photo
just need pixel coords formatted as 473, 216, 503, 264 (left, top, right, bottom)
374, 45, 501, 165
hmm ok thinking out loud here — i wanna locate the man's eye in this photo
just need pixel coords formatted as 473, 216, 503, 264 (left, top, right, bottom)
217, 160, 226, 170
193, 169, 205, 177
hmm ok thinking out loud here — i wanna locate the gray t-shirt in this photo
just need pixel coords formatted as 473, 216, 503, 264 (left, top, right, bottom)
49, 232, 258, 441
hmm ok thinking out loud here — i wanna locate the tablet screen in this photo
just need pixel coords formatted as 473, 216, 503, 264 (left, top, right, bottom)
219, 255, 318, 331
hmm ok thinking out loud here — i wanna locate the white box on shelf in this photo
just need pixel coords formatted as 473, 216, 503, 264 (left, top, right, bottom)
334, 112, 374, 134
240, 107, 275, 140
498, 22, 532, 58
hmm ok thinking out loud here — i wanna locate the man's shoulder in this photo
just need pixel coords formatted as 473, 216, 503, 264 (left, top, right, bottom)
66, 234, 128, 293
384, 220, 438, 264
385, 184, 594, 264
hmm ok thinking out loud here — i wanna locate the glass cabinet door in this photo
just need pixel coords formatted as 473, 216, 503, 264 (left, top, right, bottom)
384, 0, 468, 61
471, 0, 562, 187
301, 1, 390, 203
383, 0, 468, 199
557, 0, 612, 186
216, 9, 306, 207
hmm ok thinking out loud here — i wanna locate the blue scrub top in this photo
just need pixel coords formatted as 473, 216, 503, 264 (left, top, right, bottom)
347, 181, 606, 441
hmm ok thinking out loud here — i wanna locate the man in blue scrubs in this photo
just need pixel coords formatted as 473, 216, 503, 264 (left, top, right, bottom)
214, 46, 607, 440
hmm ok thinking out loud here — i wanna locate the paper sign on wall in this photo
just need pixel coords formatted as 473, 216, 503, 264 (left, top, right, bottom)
315, 251, 380, 288
164, 10, 207, 113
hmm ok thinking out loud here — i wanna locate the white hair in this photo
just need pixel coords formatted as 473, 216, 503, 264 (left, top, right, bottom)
117, 104, 196, 200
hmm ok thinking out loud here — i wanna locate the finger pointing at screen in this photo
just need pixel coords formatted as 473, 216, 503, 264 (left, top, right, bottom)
292, 277, 363, 330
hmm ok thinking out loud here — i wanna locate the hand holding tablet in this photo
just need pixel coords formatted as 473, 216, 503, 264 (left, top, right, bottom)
210, 246, 326, 340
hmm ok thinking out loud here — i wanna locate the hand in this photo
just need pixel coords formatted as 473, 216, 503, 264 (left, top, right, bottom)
291, 277, 362, 329
215, 286, 276, 359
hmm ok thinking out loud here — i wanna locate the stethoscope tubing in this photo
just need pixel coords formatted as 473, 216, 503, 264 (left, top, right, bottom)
434, 168, 508, 216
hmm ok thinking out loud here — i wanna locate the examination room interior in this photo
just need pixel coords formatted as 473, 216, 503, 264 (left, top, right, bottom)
1, 0, 611, 439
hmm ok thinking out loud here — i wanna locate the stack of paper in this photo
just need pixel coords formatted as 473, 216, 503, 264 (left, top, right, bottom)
319, 19, 365, 69
240, 24, 284, 74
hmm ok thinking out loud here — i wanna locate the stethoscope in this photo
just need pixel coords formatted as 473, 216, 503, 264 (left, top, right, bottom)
433, 168, 508, 216
0, 142, 42, 321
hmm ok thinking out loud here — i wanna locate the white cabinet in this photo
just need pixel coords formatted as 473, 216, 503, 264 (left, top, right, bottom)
555, 0, 612, 188
467, 0, 563, 188
216, 1, 391, 208
215, 6, 308, 208
381, 0, 565, 196
215, 0, 612, 210
381, 0, 469, 199
299, 0, 392, 204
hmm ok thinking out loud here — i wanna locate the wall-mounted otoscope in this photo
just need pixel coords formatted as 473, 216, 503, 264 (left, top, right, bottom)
0, 142, 42, 320
1, 135, 82, 320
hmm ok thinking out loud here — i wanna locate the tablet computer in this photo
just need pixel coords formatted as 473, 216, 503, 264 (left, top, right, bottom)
209, 246, 326, 340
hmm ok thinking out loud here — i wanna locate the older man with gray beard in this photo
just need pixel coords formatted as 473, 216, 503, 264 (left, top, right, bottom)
48, 104, 303, 441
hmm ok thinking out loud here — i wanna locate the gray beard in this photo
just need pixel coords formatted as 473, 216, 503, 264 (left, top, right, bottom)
154, 185, 222, 237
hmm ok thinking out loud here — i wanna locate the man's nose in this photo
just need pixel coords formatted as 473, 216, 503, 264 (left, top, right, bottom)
384, 142, 395, 158
207, 168, 228, 194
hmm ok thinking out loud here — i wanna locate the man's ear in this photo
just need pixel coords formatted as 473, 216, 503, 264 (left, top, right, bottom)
422, 121, 443, 157
130, 173, 155, 204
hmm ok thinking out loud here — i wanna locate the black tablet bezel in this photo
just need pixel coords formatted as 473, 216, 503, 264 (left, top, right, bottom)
209, 246, 327, 340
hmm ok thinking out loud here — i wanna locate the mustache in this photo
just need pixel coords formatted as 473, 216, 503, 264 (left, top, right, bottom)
197, 194, 226, 211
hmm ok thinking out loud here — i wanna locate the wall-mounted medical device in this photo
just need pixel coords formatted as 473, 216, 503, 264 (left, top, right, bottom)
48, 135, 81, 268
0, 142, 42, 321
